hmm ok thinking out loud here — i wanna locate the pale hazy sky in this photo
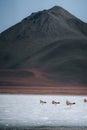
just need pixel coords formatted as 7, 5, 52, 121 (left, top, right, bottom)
0, 0, 87, 32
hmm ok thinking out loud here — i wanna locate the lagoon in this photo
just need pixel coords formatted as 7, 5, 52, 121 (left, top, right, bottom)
0, 95, 87, 128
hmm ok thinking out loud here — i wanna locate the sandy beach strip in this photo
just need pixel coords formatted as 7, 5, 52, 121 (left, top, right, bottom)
0, 85, 87, 95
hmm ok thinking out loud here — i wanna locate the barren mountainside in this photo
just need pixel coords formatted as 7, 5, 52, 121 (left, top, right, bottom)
0, 6, 87, 94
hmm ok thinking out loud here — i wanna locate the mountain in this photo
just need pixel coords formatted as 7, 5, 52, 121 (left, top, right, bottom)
0, 6, 87, 94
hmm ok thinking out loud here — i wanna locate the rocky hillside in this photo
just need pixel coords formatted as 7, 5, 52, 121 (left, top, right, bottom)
0, 6, 87, 88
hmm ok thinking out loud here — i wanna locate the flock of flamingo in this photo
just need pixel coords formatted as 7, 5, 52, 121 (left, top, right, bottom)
40, 99, 87, 107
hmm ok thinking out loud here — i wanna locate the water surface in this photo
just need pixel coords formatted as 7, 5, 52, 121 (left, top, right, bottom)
0, 95, 87, 127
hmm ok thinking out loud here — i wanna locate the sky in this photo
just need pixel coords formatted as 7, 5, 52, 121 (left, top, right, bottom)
0, 0, 87, 33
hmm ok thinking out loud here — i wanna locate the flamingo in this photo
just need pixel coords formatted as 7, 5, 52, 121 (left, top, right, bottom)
84, 99, 87, 103
66, 100, 75, 108
40, 100, 47, 105
52, 100, 60, 105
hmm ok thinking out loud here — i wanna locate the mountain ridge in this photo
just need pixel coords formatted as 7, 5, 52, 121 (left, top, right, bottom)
0, 6, 87, 93
1, 6, 87, 39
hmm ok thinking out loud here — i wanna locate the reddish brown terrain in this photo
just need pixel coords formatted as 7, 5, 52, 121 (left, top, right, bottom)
0, 69, 87, 95
0, 6, 87, 95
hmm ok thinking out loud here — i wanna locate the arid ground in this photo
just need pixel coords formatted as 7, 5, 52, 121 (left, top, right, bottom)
0, 69, 87, 95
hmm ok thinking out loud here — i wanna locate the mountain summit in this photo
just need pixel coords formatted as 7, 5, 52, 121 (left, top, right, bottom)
0, 6, 87, 94
1, 6, 87, 41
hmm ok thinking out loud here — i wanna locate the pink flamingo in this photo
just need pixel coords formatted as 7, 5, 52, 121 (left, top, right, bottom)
52, 100, 60, 105
66, 100, 75, 108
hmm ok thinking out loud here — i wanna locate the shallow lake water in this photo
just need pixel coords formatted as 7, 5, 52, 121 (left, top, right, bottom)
0, 94, 87, 127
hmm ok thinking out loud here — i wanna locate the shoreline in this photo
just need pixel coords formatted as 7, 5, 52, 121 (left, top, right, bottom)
0, 126, 87, 130
0, 86, 87, 95
0, 92, 87, 96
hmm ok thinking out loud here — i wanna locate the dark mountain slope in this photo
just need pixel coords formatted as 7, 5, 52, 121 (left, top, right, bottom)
18, 37, 87, 86
0, 6, 87, 89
